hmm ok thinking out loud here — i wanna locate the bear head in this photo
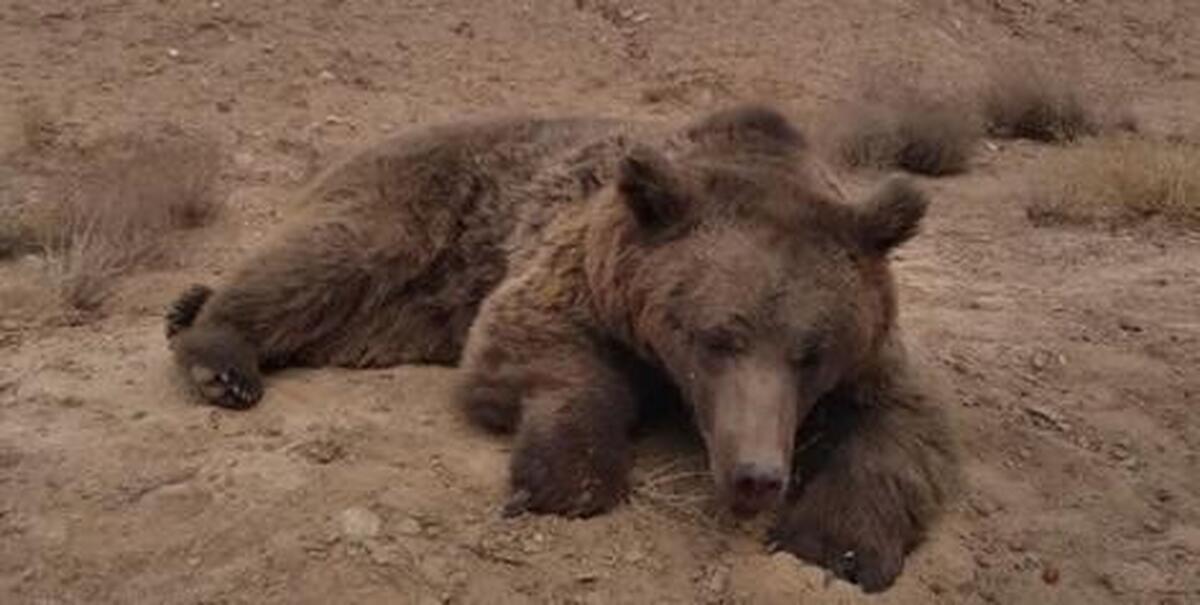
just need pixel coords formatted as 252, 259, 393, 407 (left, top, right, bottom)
586, 105, 929, 517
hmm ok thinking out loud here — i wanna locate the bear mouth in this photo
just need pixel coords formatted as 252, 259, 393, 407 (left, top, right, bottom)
726, 487, 783, 519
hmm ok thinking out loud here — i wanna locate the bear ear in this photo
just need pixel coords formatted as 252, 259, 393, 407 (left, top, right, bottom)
856, 176, 929, 254
685, 104, 806, 154
618, 146, 689, 232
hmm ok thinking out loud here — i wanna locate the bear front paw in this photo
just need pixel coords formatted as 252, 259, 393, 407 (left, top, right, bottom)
504, 437, 630, 519
769, 473, 912, 593
188, 363, 264, 410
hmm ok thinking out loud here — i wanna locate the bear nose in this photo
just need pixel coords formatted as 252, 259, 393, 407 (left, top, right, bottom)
732, 462, 785, 502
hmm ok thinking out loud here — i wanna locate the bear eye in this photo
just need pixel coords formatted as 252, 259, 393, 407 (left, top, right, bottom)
792, 340, 823, 371
700, 328, 744, 356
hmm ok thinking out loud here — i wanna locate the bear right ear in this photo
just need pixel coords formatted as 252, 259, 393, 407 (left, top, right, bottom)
855, 176, 929, 255
618, 146, 689, 233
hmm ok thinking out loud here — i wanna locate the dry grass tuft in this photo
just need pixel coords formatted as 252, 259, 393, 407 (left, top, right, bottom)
0, 159, 44, 260
36, 123, 224, 310
0, 210, 37, 260
835, 99, 980, 176
1028, 136, 1200, 228
17, 97, 61, 155
982, 65, 1097, 142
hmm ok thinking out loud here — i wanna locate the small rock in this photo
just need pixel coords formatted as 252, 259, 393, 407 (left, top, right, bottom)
451, 20, 474, 38
703, 565, 729, 594
340, 507, 382, 541
395, 516, 423, 537
1030, 349, 1065, 372
57, 395, 85, 408
369, 544, 398, 566
1041, 563, 1060, 585
294, 438, 345, 465
167, 48, 180, 58
1025, 405, 1070, 432
1117, 319, 1144, 334
1108, 444, 1132, 461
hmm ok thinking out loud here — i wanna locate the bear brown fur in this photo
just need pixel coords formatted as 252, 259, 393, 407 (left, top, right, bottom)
166, 105, 959, 593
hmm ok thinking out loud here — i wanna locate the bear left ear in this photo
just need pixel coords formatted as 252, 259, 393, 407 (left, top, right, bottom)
618, 146, 689, 232
856, 176, 929, 254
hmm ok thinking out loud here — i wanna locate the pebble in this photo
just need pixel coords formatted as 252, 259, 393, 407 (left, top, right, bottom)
340, 507, 382, 541
1024, 405, 1070, 432
395, 516, 423, 537
1041, 563, 1060, 585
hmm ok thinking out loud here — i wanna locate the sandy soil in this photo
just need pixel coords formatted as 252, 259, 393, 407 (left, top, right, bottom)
2, 1, 1199, 603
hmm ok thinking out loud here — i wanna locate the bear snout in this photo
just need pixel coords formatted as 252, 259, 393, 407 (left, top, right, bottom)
728, 462, 787, 518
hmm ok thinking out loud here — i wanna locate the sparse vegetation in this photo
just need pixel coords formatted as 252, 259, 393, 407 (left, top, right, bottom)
35, 124, 224, 310
0, 170, 35, 260
1028, 136, 1200, 228
835, 98, 980, 177
982, 64, 1098, 142
0, 209, 37, 260
17, 97, 60, 155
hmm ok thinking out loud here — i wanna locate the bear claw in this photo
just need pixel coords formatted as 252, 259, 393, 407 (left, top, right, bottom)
190, 364, 263, 409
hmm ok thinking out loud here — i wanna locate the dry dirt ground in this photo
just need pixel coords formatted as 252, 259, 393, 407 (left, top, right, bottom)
2, 1, 1200, 604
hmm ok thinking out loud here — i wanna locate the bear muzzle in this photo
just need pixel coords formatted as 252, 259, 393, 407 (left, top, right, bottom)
729, 461, 787, 518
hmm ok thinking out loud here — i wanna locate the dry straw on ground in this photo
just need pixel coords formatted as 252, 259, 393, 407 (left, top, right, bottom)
35, 123, 224, 310
1028, 136, 1200, 228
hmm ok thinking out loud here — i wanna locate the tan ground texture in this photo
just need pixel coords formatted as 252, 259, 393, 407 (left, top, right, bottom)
2, 1, 1200, 603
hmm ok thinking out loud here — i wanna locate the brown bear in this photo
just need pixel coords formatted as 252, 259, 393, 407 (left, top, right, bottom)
166, 105, 958, 592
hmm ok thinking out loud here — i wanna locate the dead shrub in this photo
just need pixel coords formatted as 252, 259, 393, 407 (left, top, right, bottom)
0, 163, 40, 260
983, 64, 1097, 142
836, 99, 980, 176
0, 211, 37, 260
36, 123, 224, 310
1028, 136, 1200, 228
17, 97, 60, 155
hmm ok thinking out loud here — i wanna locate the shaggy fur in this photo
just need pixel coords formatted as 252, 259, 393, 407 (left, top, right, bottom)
166, 105, 958, 593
